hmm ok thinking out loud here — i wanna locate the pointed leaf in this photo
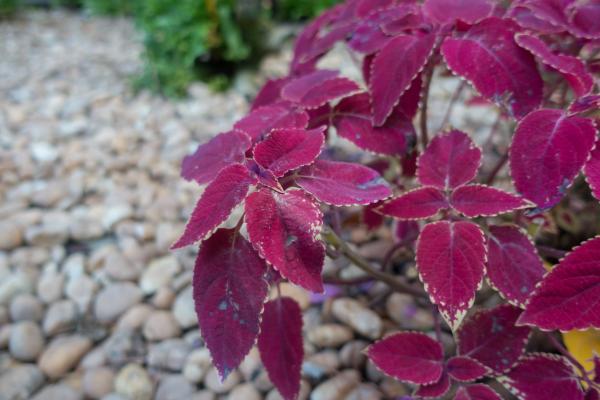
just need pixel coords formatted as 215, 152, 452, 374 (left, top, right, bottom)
367, 332, 444, 385
455, 384, 502, 400
333, 92, 414, 156
498, 354, 585, 400
423, 0, 494, 24
567, 0, 600, 39
181, 130, 251, 184
486, 225, 545, 307
441, 17, 543, 118
416, 220, 486, 330
245, 188, 325, 292
172, 164, 256, 249
193, 229, 268, 379
417, 130, 482, 190
457, 304, 530, 374
281, 70, 360, 109
450, 184, 530, 217
395, 220, 420, 245
251, 77, 290, 110
244, 160, 284, 193
258, 297, 304, 400
378, 186, 448, 220
507, 2, 566, 34
447, 356, 490, 382
515, 33, 594, 98
569, 95, 600, 115
584, 142, 600, 201
296, 160, 392, 206
363, 204, 385, 231
518, 236, 600, 331
253, 126, 325, 177
415, 371, 451, 398
510, 109, 597, 208
370, 33, 436, 126
234, 105, 309, 142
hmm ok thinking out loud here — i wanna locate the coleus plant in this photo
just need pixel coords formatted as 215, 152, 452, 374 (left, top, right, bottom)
173, 0, 600, 398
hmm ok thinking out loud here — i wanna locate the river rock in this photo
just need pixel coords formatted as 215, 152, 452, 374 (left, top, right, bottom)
331, 298, 382, 339
94, 282, 143, 323
9, 321, 44, 361
39, 335, 92, 378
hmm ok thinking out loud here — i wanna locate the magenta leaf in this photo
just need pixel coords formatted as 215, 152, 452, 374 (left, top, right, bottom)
567, 0, 600, 39
251, 77, 290, 110
423, 0, 494, 24
234, 105, 309, 142
181, 130, 251, 185
584, 143, 600, 201
515, 33, 594, 98
244, 160, 284, 193
281, 70, 360, 109
447, 356, 490, 382
450, 184, 530, 217
333, 92, 414, 156
569, 95, 600, 115
518, 235, 600, 331
417, 130, 482, 190
296, 160, 392, 206
507, 2, 567, 34
498, 354, 585, 400
395, 220, 420, 244
441, 17, 542, 118
457, 304, 530, 374
193, 229, 268, 380
370, 33, 436, 126
415, 371, 451, 398
378, 186, 448, 220
416, 220, 486, 330
486, 225, 545, 307
245, 188, 325, 293
363, 204, 385, 231
509, 109, 597, 208
257, 297, 304, 400
455, 384, 502, 400
367, 332, 444, 385
172, 164, 256, 249
253, 126, 325, 177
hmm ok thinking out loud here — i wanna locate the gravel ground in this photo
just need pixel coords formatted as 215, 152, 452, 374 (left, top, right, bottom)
0, 10, 500, 400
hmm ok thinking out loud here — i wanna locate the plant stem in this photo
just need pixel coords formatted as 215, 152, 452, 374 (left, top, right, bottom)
485, 152, 509, 185
322, 227, 428, 299
420, 66, 435, 149
546, 333, 597, 389
438, 81, 465, 132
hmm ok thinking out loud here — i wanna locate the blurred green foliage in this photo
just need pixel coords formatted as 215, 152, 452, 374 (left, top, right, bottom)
1, 0, 341, 96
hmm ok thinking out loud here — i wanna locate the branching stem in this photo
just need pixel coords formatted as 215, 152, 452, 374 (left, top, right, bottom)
420, 66, 435, 149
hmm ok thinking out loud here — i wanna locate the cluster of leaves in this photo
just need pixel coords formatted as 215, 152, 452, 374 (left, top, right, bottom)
174, 0, 600, 399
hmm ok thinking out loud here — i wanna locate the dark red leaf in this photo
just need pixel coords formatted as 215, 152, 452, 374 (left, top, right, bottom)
567, 0, 600, 39
569, 95, 600, 115
416, 221, 486, 330
457, 304, 530, 374
395, 220, 420, 244
244, 160, 284, 193
251, 77, 290, 110
486, 225, 545, 307
441, 17, 543, 118
234, 105, 309, 142
396, 74, 422, 120
363, 204, 385, 231
378, 186, 448, 219
450, 184, 530, 217
181, 130, 251, 185
281, 70, 360, 109
370, 33, 436, 126
515, 33, 594, 97
253, 126, 325, 177
245, 188, 325, 293
518, 235, 600, 331
193, 229, 268, 380
447, 356, 490, 382
509, 109, 597, 209
584, 142, 600, 201
417, 130, 481, 190
172, 164, 256, 249
586, 388, 600, 400
455, 384, 502, 400
258, 297, 304, 400
296, 160, 392, 206
498, 354, 585, 400
367, 332, 444, 385
333, 92, 414, 156
423, 0, 494, 24
414, 371, 451, 398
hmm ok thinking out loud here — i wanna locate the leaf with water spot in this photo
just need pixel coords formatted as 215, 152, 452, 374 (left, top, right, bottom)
193, 229, 268, 380
296, 160, 392, 206
441, 17, 543, 118
416, 220, 486, 330
171, 164, 256, 249
245, 188, 325, 292
181, 130, 251, 185
457, 304, 530, 374
258, 297, 304, 400
509, 108, 597, 208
